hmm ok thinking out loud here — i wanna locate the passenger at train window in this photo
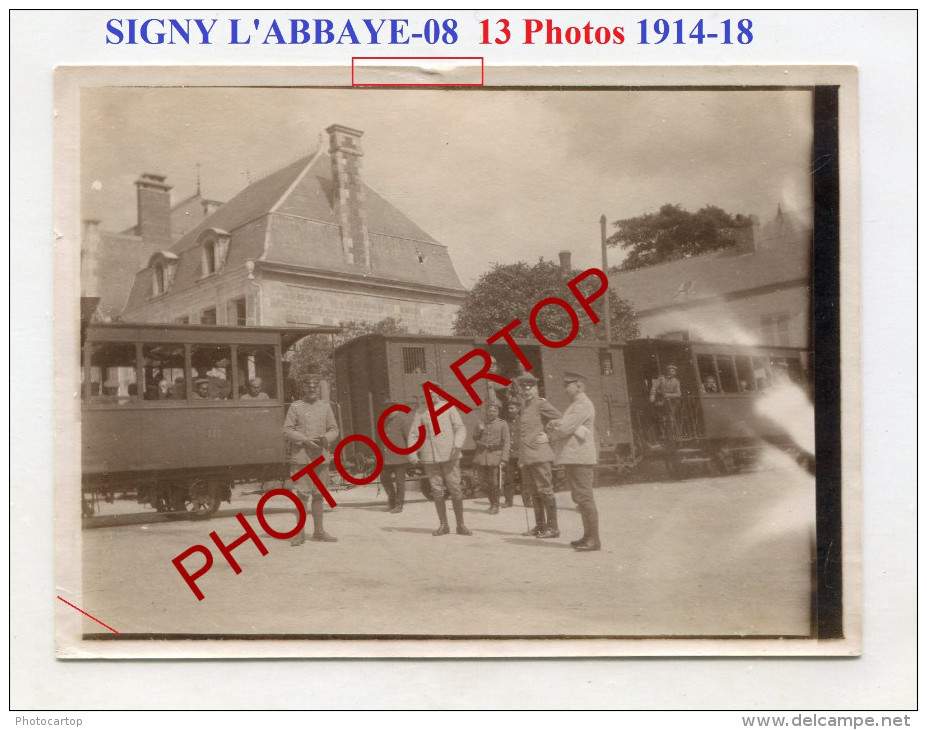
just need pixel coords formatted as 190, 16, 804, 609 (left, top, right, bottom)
240, 377, 269, 400
193, 366, 230, 400
703, 375, 719, 393
193, 379, 213, 399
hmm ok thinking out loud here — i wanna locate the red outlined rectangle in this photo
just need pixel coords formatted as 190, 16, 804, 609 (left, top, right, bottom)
352, 57, 484, 87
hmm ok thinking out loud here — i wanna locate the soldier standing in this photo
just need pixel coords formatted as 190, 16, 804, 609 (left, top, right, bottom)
650, 364, 681, 440
380, 400, 411, 513
407, 393, 470, 536
550, 371, 601, 552
283, 374, 339, 545
502, 400, 521, 508
472, 402, 510, 515
513, 372, 562, 538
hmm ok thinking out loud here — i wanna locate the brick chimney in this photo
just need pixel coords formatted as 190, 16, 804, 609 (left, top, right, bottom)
558, 250, 572, 274
134, 173, 172, 248
327, 124, 370, 268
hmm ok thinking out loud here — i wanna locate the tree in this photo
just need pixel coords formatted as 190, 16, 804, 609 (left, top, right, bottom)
453, 260, 639, 344
287, 316, 408, 381
608, 204, 754, 271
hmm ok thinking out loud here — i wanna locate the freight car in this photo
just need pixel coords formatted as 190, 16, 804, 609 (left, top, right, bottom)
80, 322, 338, 518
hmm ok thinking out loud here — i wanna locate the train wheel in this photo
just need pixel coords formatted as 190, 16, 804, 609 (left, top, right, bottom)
183, 478, 221, 519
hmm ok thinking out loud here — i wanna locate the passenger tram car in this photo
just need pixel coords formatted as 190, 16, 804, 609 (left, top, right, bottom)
80, 322, 338, 518
80, 323, 811, 519
335, 333, 812, 486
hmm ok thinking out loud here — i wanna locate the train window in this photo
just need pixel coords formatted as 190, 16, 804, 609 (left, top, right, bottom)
696, 354, 719, 394
599, 351, 613, 376
734, 355, 755, 392
237, 345, 278, 400
785, 357, 804, 385
191, 345, 232, 400
715, 355, 738, 393
142, 344, 186, 401
768, 356, 802, 387
88, 342, 139, 405
200, 307, 217, 326
753, 357, 771, 391
402, 346, 426, 374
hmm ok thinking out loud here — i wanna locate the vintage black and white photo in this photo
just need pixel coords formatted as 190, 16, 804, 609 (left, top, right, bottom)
55, 66, 859, 657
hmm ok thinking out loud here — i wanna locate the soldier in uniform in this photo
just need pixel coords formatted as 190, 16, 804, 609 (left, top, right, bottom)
650, 364, 681, 440
407, 393, 470, 536
501, 400, 521, 508
283, 373, 339, 545
472, 402, 510, 515
550, 371, 601, 552
513, 371, 562, 538
380, 399, 412, 513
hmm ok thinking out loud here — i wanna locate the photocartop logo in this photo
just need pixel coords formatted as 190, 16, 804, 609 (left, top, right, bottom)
170, 268, 611, 601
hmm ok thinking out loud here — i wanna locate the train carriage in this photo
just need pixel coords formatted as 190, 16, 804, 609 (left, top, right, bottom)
81, 322, 338, 517
623, 337, 812, 474
334, 334, 636, 488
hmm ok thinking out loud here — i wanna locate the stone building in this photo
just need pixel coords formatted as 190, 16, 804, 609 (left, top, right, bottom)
608, 207, 811, 348
120, 124, 465, 332
82, 174, 222, 320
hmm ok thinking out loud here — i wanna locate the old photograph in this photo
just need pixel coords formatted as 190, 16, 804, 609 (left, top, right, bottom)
55, 67, 858, 657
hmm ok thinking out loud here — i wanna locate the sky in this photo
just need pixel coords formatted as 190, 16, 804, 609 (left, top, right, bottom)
81, 85, 813, 287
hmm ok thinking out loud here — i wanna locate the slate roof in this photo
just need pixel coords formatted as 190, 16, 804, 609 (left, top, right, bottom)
608, 210, 811, 314
123, 149, 463, 314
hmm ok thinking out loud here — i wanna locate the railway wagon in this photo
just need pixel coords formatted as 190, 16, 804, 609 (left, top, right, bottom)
334, 334, 635, 474
81, 322, 338, 517
623, 337, 812, 473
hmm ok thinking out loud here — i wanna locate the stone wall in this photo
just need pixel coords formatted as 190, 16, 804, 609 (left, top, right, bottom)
263, 278, 459, 334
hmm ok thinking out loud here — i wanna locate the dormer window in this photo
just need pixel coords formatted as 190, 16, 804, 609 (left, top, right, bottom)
203, 241, 217, 275
147, 251, 178, 297
197, 228, 231, 278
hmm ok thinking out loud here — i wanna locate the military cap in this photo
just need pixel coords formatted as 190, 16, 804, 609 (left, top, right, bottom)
562, 371, 588, 384
666, 364, 678, 372
194, 378, 210, 386
515, 371, 539, 384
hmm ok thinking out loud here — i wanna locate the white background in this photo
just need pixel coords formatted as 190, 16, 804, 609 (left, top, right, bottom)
9, 8, 917, 715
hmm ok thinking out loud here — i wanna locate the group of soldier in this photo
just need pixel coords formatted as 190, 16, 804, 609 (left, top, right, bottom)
282, 369, 602, 552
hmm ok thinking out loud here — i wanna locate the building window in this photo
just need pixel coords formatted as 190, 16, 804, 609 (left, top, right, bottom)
761, 313, 791, 346
229, 297, 247, 326
200, 307, 217, 325
599, 350, 613, 376
402, 346, 426, 374
174, 315, 189, 324
152, 265, 166, 296
203, 241, 217, 276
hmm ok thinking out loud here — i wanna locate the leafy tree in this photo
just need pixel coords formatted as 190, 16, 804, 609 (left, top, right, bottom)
609, 204, 754, 271
286, 316, 408, 381
453, 260, 639, 344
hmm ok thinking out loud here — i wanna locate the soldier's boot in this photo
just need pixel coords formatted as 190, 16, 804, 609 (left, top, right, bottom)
383, 482, 396, 511
487, 483, 500, 515
452, 496, 472, 536
310, 497, 338, 542
537, 501, 560, 538
570, 510, 590, 547
574, 510, 601, 552
290, 500, 307, 546
392, 481, 405, 514
522, 505, 546, 536
432, 495, 450, 536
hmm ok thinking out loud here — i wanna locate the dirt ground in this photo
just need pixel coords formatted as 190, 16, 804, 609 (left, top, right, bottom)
79, 458, 815, 639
